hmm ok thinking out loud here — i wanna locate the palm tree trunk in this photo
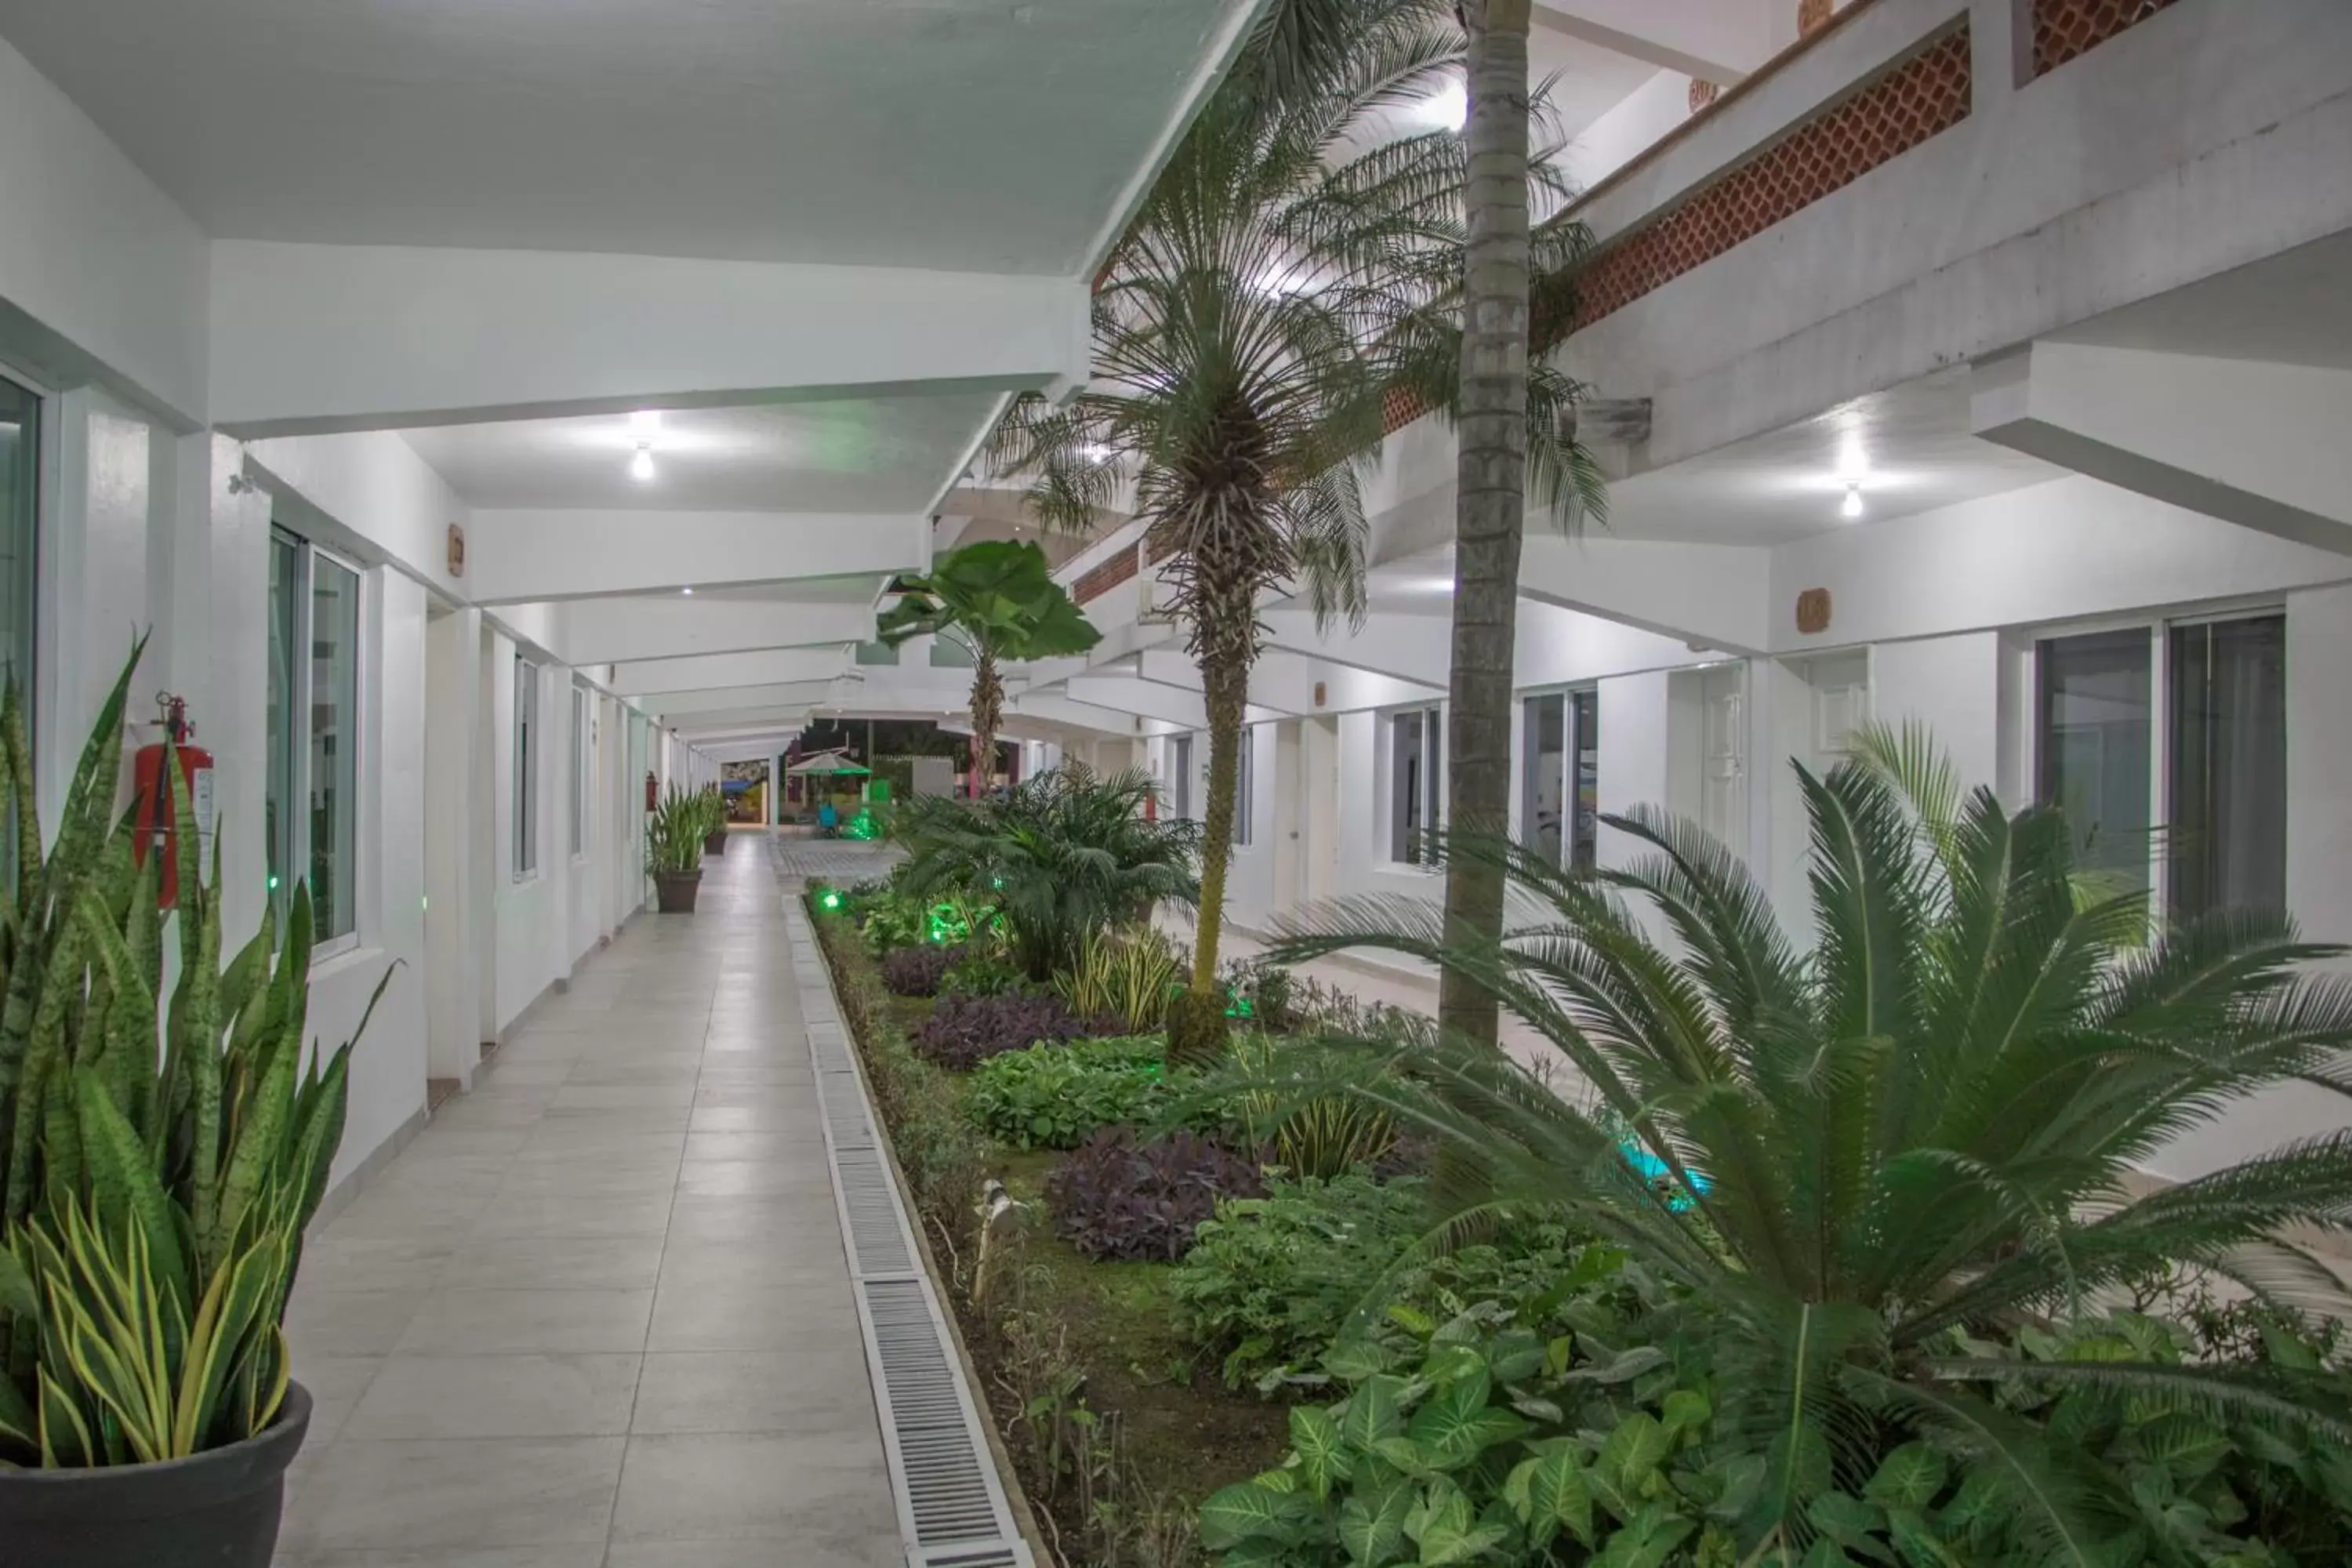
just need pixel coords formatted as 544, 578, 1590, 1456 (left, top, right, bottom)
1171, 645, 1248, 1062
969, 652, 1004, 800
1439, 0, 1532, 1051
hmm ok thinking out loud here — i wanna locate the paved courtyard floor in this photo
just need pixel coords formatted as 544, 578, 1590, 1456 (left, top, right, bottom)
274, 836, 897, 1568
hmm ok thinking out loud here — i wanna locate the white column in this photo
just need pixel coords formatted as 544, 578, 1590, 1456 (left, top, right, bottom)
426, 607, 484, 1090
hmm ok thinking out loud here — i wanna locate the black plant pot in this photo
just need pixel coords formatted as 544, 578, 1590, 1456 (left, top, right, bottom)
0, 1382, 311, 1568
655, 869, 703, 913
703, 829, 731, 856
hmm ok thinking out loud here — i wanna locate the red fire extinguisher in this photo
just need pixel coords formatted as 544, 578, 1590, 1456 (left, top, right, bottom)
133, 692, 214, 910
645, 770, 659, 812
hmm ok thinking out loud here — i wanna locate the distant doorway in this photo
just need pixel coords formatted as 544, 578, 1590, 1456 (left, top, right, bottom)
722, 759, 769, 824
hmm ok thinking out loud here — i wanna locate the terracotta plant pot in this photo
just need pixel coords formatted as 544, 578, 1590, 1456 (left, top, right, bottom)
655, 869, 703, 913
0, 1383, 312, 1568
703, 829, 731, 856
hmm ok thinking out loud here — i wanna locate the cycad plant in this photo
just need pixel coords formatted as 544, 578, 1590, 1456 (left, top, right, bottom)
0, 645, 385, 1466
993, 0, 1599, 1060
875, 540, 1102, 800
1267, 733, 2352, 1553
895, 764, 1203, 982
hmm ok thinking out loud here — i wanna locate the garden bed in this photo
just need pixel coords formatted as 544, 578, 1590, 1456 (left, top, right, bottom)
811, 902, 1284, 1566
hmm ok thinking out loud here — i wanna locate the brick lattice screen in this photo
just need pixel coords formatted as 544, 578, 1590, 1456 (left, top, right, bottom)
2032, 0, 2181, 75
1547, 20, 1973, 344
1071, 545, 1140, 605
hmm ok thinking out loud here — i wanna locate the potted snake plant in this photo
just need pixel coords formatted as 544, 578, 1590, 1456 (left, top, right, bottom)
0, 642, 388, 1567
647, 784, 717, 913
700, 785, 731, 857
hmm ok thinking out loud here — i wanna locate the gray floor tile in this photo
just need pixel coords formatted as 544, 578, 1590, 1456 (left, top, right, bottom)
444, 1233, 670, 1291
282, 1437, 626, 1552
629, 1350, 879, 1437
469, 1190, 677, 1237
645, 1279, 862, 1353
278, 1549, 607, 1568
608, 1432, 895, 1542
285, 1288, 430, 1357
397, 1287, 656, 1354
601, 1538, 899, 1568
344, 1352, 643, 1439
296, 1354, 385, 1446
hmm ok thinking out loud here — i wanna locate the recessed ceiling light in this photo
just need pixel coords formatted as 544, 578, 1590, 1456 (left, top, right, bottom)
1841, 483, 1865, 521
681, 585, 695, 596
630, 445, 656, 481
630, 409, 662, 437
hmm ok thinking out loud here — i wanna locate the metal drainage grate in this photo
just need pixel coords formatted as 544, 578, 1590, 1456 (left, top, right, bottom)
785, 901, 1033, 1568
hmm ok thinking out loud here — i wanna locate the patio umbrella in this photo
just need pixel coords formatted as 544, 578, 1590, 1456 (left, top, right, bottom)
787, 751, 870, 776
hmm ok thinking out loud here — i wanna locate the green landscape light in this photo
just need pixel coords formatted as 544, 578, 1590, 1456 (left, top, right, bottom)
818, 888, 844, 911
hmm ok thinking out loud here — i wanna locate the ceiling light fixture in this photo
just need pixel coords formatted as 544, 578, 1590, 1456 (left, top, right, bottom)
681, 585, 695, 597
630, 445, 656, 482
1841, 482, 1865, 521
630, 409, 662, 437
1414, 81, 1467, 132
1079, 442, 1114, 464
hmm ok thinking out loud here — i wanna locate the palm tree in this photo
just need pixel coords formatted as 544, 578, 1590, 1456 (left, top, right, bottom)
1266, 734, 2352, 1551
994, 0, 1596, 1062
875, 540, 1100, 798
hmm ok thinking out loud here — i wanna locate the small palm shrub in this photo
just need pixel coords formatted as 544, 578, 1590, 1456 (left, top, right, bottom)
1265, 733, 2352, 1553
1045, 1128, 1264, 1261
895, 765, 1203, 981
1054, 926, 1189, 1032
964, 1036, 1174, 1151
0, 649, 385, 1466
912, 991, 1091, 1070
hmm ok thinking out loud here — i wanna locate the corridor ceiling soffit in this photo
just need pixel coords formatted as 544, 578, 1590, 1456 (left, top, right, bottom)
611, 648, 851, 698
2049, 230, 2352, 373
641, 682, 842, 719
0, 0, 1262, 273
1530, 0, 1772, 83
557, 595, 877, 666
403, 397, 1000, 513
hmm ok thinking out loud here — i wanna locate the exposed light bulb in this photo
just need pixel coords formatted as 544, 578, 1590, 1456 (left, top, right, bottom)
1079, 442, 1114, 464
630, 409, 662, 437
1414, 82, 1466, 132
681, 585, 695, 597
1841, 483, 1865, 521
630, 445, 656, 481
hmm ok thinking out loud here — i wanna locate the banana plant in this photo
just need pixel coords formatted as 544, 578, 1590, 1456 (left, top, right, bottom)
0, 641, 388, 1467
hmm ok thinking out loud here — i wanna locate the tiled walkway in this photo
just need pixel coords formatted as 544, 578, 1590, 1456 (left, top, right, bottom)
276, 834, 897, 1568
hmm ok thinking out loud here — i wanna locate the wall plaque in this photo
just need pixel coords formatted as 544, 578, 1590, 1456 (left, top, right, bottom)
1795, 587, 1832, 636
447, 521, 467, 579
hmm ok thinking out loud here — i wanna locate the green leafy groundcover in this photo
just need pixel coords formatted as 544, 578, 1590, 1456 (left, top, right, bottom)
964, 1035, 1181, 1150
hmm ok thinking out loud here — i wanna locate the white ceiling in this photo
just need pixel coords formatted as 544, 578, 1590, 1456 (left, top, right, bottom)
1601, 369, 2065, 545
696, 575, 887, 605
0, 0, 1254, 272
400, 394, 1000, 511
1528, 31, 1661, 144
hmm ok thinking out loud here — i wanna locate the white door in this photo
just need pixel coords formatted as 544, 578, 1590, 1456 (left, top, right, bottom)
1700, 666, 1748, 857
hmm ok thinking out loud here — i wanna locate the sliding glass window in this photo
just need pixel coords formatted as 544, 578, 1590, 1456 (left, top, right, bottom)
1390, 707, 1442, 866
265, 527, 362, 950
2035, 630, 2153, 898
2168, 616, 2286, 919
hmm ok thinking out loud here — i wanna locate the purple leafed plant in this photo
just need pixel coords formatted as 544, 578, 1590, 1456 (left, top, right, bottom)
1044, 1127, 1265, 1262
911, 989, 1091, 1069
880, 942, 964, 997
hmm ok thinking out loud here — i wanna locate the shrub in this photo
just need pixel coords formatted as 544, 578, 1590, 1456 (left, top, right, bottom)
1044, 1128, 1264, 1261
1055, 926, 1188, 1032
1221, 1032, 1396, 1178
965, 1036, 1174, 1150
879, 942, 961, 996
913, 989, 1091, 1070
895, 765, 1204, 980
939, 948, 1025, 998
1173, 1174, 1601, 1391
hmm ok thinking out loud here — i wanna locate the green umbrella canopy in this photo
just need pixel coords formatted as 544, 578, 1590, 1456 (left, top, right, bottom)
787, 750, 871, 776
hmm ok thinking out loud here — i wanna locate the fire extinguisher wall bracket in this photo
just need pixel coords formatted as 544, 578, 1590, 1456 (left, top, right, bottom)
645, 770, 659, 812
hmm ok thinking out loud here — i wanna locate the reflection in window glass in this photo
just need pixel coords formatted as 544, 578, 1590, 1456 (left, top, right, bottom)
514, 657, 539, 877
0, 378, 38, 889
1391, 708, 1441, 865
267, 533, 299, 930
2169, 616, 2286, 919
2036, 630, 2151, 897
0, 377, 36, 706
309, 554, 360, 942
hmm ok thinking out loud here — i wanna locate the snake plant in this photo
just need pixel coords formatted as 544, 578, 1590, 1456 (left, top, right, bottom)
645, 783, 722, 876
0, 641, 387, 1468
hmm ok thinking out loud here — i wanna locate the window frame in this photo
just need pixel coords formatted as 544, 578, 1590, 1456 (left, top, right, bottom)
2030, 603, 2287, 924
267, 527, 365, 961
1388, 705, 1444, 869
569, 684, 590, 862
1168, 735, 1193, 820
1232, 728, 1254, 848
514, 655, 540, 881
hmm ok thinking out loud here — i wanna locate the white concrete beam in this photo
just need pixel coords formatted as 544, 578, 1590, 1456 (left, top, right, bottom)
1517, 535, 1773, 655
1261, 608, 1455, 688
1974, 343, 2352, 556
208, 241, 1091, 436
1005, 692, 1147, 737
611, 648, 849, 698
1065, 674, 1211, 731
1533, 0, 1773, 82
638, 681, 840, 719
556, 597, 877, 665
466, 511, 927, 604
1132, 650, 1294, 723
